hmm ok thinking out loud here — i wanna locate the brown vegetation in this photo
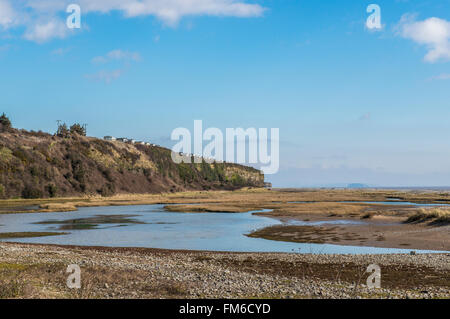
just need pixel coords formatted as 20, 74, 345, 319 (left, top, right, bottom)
406, 208, 450, 225
0, 128, 264, 199
0, 232, 68, 239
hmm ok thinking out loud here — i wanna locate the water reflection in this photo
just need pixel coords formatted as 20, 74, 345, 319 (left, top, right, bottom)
0, 204, 447, 254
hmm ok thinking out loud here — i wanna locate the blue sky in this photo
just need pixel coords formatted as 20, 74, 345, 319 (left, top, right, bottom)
1, 0, 450, 187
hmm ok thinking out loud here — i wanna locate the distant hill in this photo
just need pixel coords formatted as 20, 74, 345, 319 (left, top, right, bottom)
0, 128, 264, 199
347, 183, 369, 189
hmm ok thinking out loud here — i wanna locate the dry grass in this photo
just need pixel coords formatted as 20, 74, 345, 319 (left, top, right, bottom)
164, 204, 256, 213
0, 260, 191, 299
406, 208, 450, 225
0, 279, 28, 298
38, 203, 78, 212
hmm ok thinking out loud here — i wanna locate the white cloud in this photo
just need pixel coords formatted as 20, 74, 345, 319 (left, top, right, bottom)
0, 0, 17, 29
77, 0, 266, 26
85, 69, 124, 84
92, 50, 141, 64
0, 0, 266, 43
23, 18, 68, 43
397, 14, 450, 63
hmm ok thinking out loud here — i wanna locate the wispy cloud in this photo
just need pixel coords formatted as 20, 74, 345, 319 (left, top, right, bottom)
0, 0, 266, 43
85, 69, 124, 84
51, 47, 71, 55
0, 44, 11, 52
359, 112, 371, 121
86, 49, 141, 83
92, 50, 141, 64
428, 73, 450, 81
396, 14, 450, 63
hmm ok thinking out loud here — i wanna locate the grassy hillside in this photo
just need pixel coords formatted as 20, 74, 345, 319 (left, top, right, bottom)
0, 128, 264, 199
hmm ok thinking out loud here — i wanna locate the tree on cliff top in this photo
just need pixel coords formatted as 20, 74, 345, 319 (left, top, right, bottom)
56, 123, 70, 138
0, 113, 12, 132
70, 123, 86, 136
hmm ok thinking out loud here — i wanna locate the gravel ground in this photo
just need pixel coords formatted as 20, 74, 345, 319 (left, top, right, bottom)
0, 242, 448, 299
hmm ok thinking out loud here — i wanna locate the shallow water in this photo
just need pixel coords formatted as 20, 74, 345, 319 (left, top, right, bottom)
288, 201, 450, 207
0, 204, 447, 254
340, 201, 450, 207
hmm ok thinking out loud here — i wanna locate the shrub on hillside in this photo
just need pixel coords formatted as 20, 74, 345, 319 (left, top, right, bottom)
46, 184, 58, 198
22, 185, 43, 199
230, 173, 245, 186
12, 148, 30, 164
99, 183, 115, 197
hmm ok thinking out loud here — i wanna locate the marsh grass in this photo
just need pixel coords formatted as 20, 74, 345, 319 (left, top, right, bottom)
164, 204, 253, 213
0, 279, 27, 298
38, 203, 77, 212
406, 208, 450, 225
0, 232, 69, 239
0, 262, 34, 298
34, 214, 146, 230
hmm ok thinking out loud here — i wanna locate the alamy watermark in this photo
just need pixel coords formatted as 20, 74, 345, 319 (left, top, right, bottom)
66, 4, 81, 29
366, 4, 382, 30
170, 120, 279, 175
66, 264, 81, 289
366, 264, 381, 289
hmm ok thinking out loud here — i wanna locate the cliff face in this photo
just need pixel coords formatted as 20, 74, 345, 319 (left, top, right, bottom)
0, 129, 265, 199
